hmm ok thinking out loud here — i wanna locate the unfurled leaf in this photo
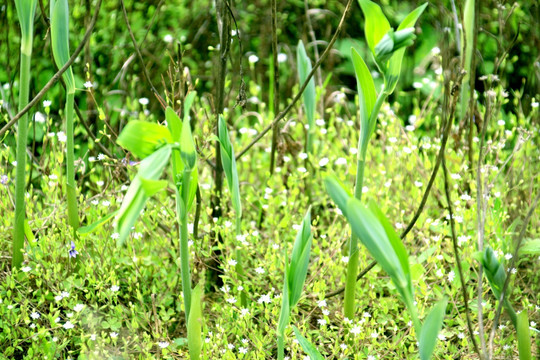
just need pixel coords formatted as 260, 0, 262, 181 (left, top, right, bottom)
115, 146, 171, 245
50, 0, 75, 92
180, 115, 197, 170
419, 297, 448, 360
218, 116, 241, 218
117, 121, 172, 159
187, 284, 203, 360
297, 40, 316, 152
288, 208, 312, 307
358, 0, 391, 55
516, 310, 532, 360
165, 107, 182, 141
292, 326, 324, 360
324, 176, 352, 218
78, 211, 119, 234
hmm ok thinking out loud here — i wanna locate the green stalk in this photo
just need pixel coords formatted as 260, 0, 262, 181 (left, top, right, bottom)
13, 51, 32, 269
343, 93, 387, 319
235, 214, 247, 306
65, 91, 79, 228
179, 168, 193, 322
277, 334, 285, 359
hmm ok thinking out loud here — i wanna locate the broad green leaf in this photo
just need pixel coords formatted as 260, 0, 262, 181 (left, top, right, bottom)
78, 210, 119, 234
368, 202, 411, 289
324, 176, 352, 218
218, 116, 242, 217
351, 48, 376, 120
180, 116, 197, 170
297, 40, 316, 152
345, 198, 408, 292
14, 0, 38, 54
288, 209, 312, 307
187, 284, 203, 360
165, 107, 182, 141
516, 311, 532, 360
50, 0, 75, 92
292, 326, 324, 360
384, 3, 427, 94
419, 297, 448, 360
139, 178, 168, 197
117, 120, 172, 159
358, 0, 391, 54
115, 146, 171, 245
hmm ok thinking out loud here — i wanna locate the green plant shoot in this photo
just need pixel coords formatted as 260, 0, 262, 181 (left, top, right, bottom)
50, 0, 79, 229
12, 0, 38, 269
277, 208, 313, 360
297, 40, 316, 153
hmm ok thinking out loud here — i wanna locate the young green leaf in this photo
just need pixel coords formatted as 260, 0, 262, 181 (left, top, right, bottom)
297, 40, 316, 153
14, 0, 38, 54
187, 284, 203, 360
419, 297, 448, 360
384, 3, 427, 93
516, 310, 532, 360
288, 208, 312, 307
324, 175, 352, 218
117, 121, 173, 159
358, 0, 391, 55
218, 115, 241, 217
292, 326, 325, 360
165, 107, 182, 142
115, 146, 171, 245
180, 115, 197, 170
77, 211, 119, 234
50, 0, 75, 92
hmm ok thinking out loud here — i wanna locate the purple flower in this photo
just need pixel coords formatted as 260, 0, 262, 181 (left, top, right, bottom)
69, 241, 79, 258
0, 175, 8, 185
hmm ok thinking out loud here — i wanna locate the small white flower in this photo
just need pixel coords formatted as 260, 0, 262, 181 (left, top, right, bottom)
30, 312, 40, 319
461, 193, 471, 201
96, 181, 104, 187
73, 304, 84, 312
63, 321, 75, 329
90, 334, 97, 341
414, 181, 423, 187
277, 53, 287, 63
228, 259, 237, 266
317, 318, 327, 326
438, 333, 446, 341
504, 253, 513, 260
317, 300, 327, 308
83, 81, 93, 89
21, 266, 32, 273
258, 294, 272, 304
322, 309, 330, 316
102, 200, 110, 207
340, 343, 347, 350
138, 98, 149, 106
334, 157, 347, 165
57, 131, 67, 143
531, 101, 538, 108
111, 233, 120, 240
110, 285, 120, 292
110, 332, 118, 338
497, 119, 505, 126
248, 54, 259, 64
458, 332, 465, 339
367, 356, 377, 360
299, 152, 308, 160
241, 308, 250, 316
54, 295, 63, 302
66, 312, 73, 318
341, 256, 349, 264
239, 346, 248, 354
436, 268, 444, 278
226, 297, 237, 304
34, 112, 46, 123
448, 271, 455, 282
350, 325, 361, 335
97, 153, 106, 161
255, 267, 265, 274
43, 100, 52, 107
319, 157, 329, 167
163, 34, 173, 43
297, 167, 307, 173
158, 340, 169, 348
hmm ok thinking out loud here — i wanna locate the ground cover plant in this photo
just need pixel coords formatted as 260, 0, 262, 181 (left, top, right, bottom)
0, 0, 539, 359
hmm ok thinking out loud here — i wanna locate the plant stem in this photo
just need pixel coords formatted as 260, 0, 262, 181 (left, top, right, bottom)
343, 92, 387, 318
277, 334, 284, 360
178, 169, 193, 322
13, 51, 32, 269
65, 91, 79, 228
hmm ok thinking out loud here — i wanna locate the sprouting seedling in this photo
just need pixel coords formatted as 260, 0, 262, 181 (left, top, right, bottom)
339, 0, 427, 320
12, 0, 38, 269
50, 0, 79, 229
115, 93, 200, 356
296, 40, 316, 154
277, 208, 312, 360
217, 115, 246, 303
477, 247, 517, 326
326, 175, 447, 360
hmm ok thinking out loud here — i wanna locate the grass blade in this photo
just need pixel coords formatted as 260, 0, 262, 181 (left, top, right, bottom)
292, 326, 324, 360
297, 40, 316, 153
419, 297, 448, 360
